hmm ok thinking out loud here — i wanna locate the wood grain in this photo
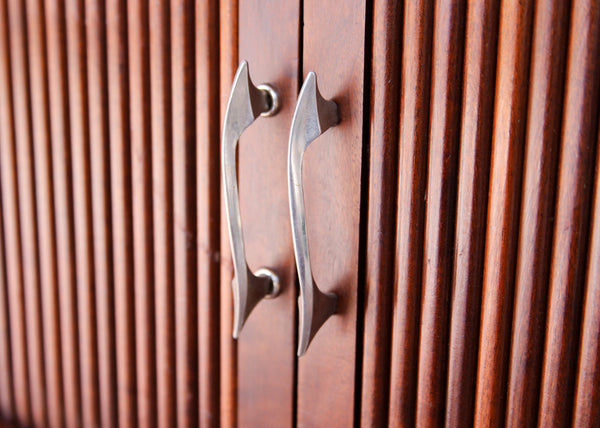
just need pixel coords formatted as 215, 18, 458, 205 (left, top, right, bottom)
149, 1, 175, 427
44, 0, 82, 425
474, 0, 534, 426
538, 0, 600, 425
196, 0, 221, 425
388, 1, 433, 425
445, 1, 498, 426
360, 0, 402, 425
171, 0, 198, 425
505, 1, 570, 426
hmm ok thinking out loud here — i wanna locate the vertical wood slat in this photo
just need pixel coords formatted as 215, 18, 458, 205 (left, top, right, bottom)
64, 0, 101, 425
128, 1, 156, 427
538, 0, 600, 425
388, 1, 433, 425
149, 1, 176, 427
445, 1, 499, 426
5, 1, 48, 427
0, 177, 14, 420
195, 0, 220, 426
359, 0, 402, 425
106, 0, 137, 426
24, 1, 65, 427
416, 1, 465, 426
171, 0, 198, 426
0, 4, 31, 420
85, 1, 118, 426
218, 0, 238, 425
474, 0, 534, 426
44, 0, 82, 425
505, 1, 570, 426
573, 127, 600, 427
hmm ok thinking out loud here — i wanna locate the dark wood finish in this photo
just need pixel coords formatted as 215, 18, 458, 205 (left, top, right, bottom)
538, 0, 600, 425
196, 0, 221, 426
298, 0, 365, 426
474, 0, 534, 426
171, 0, 198, 426
573, 133, 600, 427
236, 0, 298, 426
44, 0, 82, 425
359, 0, 402, 425
416, 1, 465, 426
128, 1, 157, 426
505, 1, 569, 426
445, 1, 498, 426
25, 1, 64, 427
149, 1, 175, 427
6, 1, 47, 426
388, 1, 433, 425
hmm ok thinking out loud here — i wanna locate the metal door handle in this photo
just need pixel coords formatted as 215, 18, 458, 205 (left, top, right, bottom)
288, 72, 339, 356
223, 61, 282, 338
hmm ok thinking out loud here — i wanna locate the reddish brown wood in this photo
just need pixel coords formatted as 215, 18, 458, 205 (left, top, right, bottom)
64, 0, 101, 425
388, 1, 433, 426
24, 1, 65, 426
106, 0, 137, 426
85, 1, 117, 426
44, 1, 82, 425
416, 2, 465, 426
236, 0, 298, 426
474, 0, 534, 426
573, 131, 600, 428
505, 1, 569, 426
196, 0, 221, 426
297, 0, 365, 426
6, 1, 48, 426
218, 0, 238, 425
538, 1, 600, 425
128, 2, 157, 427
445, 1, 498, 426
149, 1, 176, 427
171, 0, 198, 425
0, 183, 14, 420
359, 0, 402, 426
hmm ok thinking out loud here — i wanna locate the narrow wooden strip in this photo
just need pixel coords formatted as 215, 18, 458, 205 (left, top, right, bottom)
505, 1, 570, 426
388, 1, 433, 425
445, 1, 499, 426
149, 1, 175, 427
64, 0, 101, 425
218, 0, 238, 426
84, 1, 117, 426
196, 0, 220, 426
0, 179, 15, 420
128, 1, 156, 426
538, 0, 600, 425
474, 0, 534, 426
44, 0, 82, 425
171, 1, 198, 425
24, 1, 65, 426
5, 1, 48, 426
572, 127, 600, 428
360, 0, 402, 426
106, 0, 137, 426
0, 1, 31, 424
416, 1, 466, 425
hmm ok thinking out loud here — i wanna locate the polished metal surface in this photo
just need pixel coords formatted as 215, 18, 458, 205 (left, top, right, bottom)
288, 72, 339, 356
223, 61, 281, 338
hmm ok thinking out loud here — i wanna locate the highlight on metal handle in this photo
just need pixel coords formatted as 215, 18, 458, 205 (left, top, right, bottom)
288, 72, 339, 356
223, 61, 282, 338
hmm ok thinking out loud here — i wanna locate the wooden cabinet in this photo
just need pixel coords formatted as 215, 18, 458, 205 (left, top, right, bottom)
1, 0, 600, 427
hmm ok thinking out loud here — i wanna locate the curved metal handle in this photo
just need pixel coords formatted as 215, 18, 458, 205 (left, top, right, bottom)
223, 61, 282, 338
288, 72, 339, 356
